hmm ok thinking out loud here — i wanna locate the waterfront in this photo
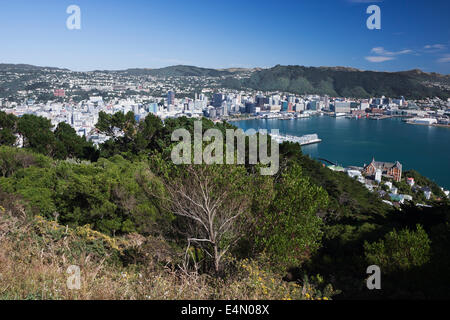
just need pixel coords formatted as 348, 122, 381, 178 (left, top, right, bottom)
230, 116, 450, 189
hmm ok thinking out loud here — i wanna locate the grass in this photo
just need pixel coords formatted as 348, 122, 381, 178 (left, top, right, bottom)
0, 209, 338, 300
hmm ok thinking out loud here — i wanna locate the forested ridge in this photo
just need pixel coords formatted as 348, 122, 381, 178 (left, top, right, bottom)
223, 65, 450, 99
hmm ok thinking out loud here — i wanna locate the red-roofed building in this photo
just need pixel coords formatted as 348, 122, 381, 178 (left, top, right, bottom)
54, 89, 65, 97
363, 158, 402, 182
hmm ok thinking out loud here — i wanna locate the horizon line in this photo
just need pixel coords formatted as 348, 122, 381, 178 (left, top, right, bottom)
0, 62, 449, 76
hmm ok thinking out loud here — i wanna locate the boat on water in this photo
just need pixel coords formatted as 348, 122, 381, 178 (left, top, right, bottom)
333, 112, 346, 117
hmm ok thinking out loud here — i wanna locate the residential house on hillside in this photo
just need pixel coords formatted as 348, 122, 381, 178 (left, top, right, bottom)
363, 158, 402, 182
422, 187, 432, 200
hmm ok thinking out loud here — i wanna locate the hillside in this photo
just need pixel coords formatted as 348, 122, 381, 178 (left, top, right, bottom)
1, 113, 450, 299
0, 201, 317, 300
114, 65, 235, 77
2, 63, 450, 100
222, 65, 450, 99
0, 63, 69, 72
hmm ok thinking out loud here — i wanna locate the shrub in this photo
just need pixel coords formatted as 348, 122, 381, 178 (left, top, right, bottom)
364, 224, 431, 273
257, 164, 328, 270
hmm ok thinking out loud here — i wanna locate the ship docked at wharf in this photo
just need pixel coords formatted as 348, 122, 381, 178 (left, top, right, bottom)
269, 133, 322, 146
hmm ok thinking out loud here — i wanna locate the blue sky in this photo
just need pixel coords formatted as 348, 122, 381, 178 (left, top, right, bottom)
0, 0, 449, 73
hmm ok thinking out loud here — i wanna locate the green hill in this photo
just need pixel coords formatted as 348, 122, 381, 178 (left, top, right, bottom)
223, 65, 450, 99
0, 63, 69, 72
116, 65, 235, 77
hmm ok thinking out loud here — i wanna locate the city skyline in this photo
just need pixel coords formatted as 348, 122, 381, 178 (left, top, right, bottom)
0, 0, 449, 73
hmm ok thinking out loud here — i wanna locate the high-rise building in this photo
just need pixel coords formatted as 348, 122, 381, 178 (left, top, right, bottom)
324, 95, 330, 109
332, 101, 351, 113
360, 102, 370, 110
295, 102, 305, 112
148, 103, 158, 113
270, 95, 281, 106
213, 93, 223, 107
308, 101, 318, 110
167, 91, 175, 105
287, 95, 296, 104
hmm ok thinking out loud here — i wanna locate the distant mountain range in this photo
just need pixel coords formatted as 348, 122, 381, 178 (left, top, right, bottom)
0, 63, 257, 76
1, 63, 449, 99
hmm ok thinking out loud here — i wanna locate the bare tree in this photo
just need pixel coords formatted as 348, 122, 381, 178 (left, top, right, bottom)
151, 164, 251, 274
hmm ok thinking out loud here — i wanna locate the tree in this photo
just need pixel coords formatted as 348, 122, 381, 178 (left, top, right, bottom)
0, 152, 167, 235
0, 111, 18, 146
53, 122, 99, 161
0, 146, 49, 178
96, 111, 145, 157
53, 122, 84, 159
17, 114, 55, 156
257, 163, 328, 270
96, 111, 136, 137
155, 164, 252, 274
134, 113, 164, 151
364, 224, 431, 273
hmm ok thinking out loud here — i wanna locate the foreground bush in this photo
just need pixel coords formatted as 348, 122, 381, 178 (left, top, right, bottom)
0, 209, 337, 300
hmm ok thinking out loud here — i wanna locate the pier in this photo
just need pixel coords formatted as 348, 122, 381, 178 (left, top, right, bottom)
269, 133, 322, 146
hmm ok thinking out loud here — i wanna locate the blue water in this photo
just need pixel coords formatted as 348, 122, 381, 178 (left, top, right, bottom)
229, 117, 450, 189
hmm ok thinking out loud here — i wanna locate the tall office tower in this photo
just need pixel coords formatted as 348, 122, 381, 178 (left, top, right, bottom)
308, 100, 318, 111
324, 95, 330, 109
213, 93, 223, 107
255, 95, 266, 107
287, 95, 296, 104
167, 90, 175, 105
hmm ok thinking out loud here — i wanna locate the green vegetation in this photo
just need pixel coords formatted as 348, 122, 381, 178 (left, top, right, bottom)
0, 112, 449, 300
403, 170, 447, 199
0, 111, 99, 161
256, 164, 328, 270
224, 65, 450, 99
364, 225, 431, 273
0, 151, 169, 236
120, 65, 234, 77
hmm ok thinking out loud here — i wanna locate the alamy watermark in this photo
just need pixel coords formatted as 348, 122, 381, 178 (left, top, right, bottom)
366, 5, 381, 30
171, 121, 280, 176
366, 265, 381, 290
66, 265, 81, 290
64, 5, 380, 32
66, 5, 81, 30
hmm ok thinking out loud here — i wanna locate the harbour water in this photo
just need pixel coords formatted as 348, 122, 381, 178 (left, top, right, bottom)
229, 116, 450, 190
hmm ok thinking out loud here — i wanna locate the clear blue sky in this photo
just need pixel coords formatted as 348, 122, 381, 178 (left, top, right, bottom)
0, 0, 449, 73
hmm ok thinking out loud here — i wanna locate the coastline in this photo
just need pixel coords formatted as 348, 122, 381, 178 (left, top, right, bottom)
405, 122, 450, 129
227, 115, 450, 129
229, 116, 450, 190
